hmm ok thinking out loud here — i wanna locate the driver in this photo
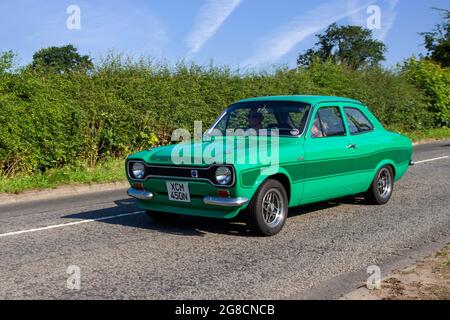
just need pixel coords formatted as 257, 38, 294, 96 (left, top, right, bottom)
247, 110, 264, 131
311, 117, 324, 138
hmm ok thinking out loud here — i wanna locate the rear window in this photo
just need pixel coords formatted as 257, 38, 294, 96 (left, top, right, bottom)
344, 107, 374, 134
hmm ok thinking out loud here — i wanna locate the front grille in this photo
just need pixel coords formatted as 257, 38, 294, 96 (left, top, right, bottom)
127, 161, 235, 187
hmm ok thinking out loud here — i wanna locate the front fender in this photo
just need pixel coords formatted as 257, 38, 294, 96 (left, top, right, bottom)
254, 167, 292, 189
236, 166, 294, 207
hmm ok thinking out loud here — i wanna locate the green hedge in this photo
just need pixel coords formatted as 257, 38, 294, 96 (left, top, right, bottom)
402, 58, 450, 127
0, 59, 441, 176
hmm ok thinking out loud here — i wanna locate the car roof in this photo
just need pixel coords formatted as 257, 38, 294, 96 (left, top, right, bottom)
236, 95, 364, 106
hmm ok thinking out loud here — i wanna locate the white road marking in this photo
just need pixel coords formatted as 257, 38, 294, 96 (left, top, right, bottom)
0, 211, 144, 238
414, 156, 449, 164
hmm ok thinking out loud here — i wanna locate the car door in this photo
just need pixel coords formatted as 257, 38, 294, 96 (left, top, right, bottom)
302, 104, 357, 203
342, 104, 381, 193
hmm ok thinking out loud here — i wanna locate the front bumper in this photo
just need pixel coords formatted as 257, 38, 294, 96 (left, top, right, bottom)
127, 188, 154, 200
127, 188, 248, 207
203, 196, 249, 207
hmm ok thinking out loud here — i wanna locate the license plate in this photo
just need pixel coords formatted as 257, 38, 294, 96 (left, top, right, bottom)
166, 181, 191, 203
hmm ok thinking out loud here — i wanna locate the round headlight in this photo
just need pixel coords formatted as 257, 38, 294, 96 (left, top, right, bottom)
131, 162, 146, 180
215, 166, 232, 185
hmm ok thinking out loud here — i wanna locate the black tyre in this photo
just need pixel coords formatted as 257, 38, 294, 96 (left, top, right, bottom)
365, 165, 394, 205
146, 210, 178, 221
246, 179, 288, 236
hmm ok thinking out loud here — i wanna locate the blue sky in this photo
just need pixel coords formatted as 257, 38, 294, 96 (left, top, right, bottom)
1, 0, 448, 68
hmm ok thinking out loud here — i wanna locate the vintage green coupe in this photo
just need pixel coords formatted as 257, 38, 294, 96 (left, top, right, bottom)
126, 96, 413, 236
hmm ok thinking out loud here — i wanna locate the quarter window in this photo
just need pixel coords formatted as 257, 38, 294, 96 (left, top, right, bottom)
311, 107, 346, 138
344, 107, 374, 134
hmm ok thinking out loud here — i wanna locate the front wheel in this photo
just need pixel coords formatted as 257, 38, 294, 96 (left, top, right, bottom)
365, 165, 394, 205
246, 179, 288, 236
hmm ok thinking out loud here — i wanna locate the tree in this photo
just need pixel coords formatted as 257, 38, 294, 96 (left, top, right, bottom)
297, 23, 386, 70
31, 45, 93, 73
420, 8, 450, 68
0, 50, 16, 74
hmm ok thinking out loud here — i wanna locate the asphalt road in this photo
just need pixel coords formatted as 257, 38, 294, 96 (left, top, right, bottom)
0, 141, 449, 299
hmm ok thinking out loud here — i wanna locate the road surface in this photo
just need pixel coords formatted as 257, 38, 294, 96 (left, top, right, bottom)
0, 140, 449, 299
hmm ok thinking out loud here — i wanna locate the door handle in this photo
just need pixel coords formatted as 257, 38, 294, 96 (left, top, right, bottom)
346, 144, 357, 149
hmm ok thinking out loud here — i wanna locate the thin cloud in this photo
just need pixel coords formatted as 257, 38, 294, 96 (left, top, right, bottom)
186, 0, 243, 54
4, 0, 169, 63
242, 0, 374, 67
378, 0, 400, 41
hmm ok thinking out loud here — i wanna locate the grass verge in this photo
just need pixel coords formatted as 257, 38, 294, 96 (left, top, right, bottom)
0, 159, 125, 194
393, 127, 450, 143
0, 128, 449, 195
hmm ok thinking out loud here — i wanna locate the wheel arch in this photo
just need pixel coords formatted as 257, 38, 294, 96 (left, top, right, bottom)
268, 173, 291, 203
373, 159, 397, 180
252, 169, 292, 204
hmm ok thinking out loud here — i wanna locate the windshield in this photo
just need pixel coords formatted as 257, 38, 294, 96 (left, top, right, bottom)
209, 101, 311, 136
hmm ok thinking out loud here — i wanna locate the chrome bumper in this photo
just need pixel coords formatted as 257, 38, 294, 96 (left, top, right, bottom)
127, 188, 154, 200
203, 196, 249, 207
128, 187, 248, 207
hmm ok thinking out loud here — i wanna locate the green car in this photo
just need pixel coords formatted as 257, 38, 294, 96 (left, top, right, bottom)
126, 96, 413, 236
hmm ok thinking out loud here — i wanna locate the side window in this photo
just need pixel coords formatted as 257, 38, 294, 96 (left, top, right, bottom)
311, 107, 346, 138
344, 107, 374, 134
227, 109, 249, 130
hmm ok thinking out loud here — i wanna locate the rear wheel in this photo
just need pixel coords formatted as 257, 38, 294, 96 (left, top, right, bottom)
246, 179, 288, 236
146, 210, 178, 221
365, 165, 394, 205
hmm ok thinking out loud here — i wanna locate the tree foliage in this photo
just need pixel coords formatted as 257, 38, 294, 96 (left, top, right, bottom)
297, 23, 386, 70
0, 51, 16, 74
31, 45, 93, 73
402, 58, 450, 126
420, 8, 450, 68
